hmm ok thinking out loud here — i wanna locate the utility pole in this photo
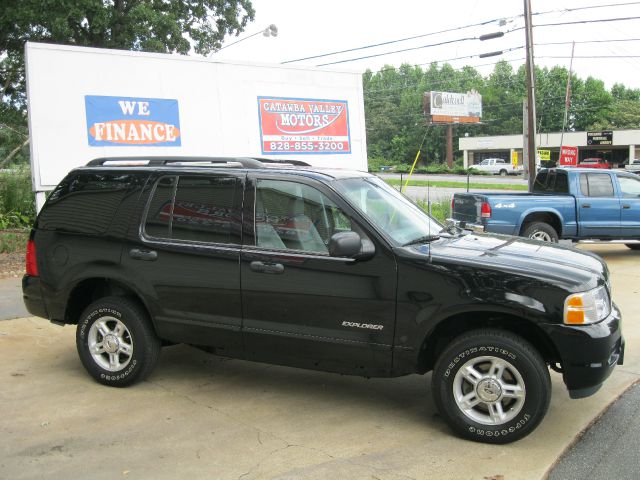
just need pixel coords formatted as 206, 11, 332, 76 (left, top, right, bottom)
446, 124, 454, 168
524, 0, 537, 191
559, 41, 576, 155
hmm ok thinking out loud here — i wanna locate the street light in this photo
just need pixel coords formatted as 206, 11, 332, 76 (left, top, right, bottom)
217, 24, 278, 51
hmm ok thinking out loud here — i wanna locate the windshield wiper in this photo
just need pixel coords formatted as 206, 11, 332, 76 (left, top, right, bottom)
402, 235, 441, 247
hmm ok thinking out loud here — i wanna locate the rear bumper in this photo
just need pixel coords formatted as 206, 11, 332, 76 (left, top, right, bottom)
543, 304, 624, 399
22, 275, 48, 319
447, 218, 485, 233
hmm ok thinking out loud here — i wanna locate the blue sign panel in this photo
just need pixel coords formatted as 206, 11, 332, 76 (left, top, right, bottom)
85, 95, 181, 147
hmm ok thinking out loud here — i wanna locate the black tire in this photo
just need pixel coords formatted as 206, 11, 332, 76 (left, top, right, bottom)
625, 244, 640, 250
432, 329, 551, 444
499, 169, 508, 176
522, 222, 559, 243
76, 296, 161, 387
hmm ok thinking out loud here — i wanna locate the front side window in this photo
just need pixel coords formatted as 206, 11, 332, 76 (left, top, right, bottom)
255, 179, 352, 253
618, 175, 640, 197
144, 175, 241, 244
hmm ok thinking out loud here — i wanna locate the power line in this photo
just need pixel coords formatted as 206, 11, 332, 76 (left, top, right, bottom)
322, 14, 640, 68
538, 55, 640, 59
535, 16, 640, 28
282, 2, 640, 66
281, 16, 519, 65
316, 30, 522, 67
536, 38, 640, 47
533, 1, 640, 16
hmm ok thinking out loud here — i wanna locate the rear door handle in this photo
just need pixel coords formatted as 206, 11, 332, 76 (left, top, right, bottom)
582, 204, 591, 208
129, 248, 158, 261
622, 204, 631, 209
250, 261, 284, 274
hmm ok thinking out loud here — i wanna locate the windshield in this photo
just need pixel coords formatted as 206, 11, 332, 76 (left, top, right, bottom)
333, 176, 443, 246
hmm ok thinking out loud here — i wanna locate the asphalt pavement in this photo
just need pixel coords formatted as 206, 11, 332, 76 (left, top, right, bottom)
0, 276, 28, 320
376, 172, 527, 203
548, 382, 640, 480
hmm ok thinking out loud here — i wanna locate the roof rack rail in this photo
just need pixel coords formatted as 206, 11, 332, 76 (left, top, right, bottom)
87, 156, 268, 169
251, 158, 311, 167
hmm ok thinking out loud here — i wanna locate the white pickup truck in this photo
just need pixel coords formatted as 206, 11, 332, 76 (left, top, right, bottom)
624, 159, 640, 173
472, 158, 523, 176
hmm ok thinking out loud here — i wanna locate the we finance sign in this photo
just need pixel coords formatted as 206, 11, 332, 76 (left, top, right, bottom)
85, 95, 181, 146
258, 97, 350, 155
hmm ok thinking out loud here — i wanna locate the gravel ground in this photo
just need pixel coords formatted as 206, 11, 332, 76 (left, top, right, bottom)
0, 252, 24, 279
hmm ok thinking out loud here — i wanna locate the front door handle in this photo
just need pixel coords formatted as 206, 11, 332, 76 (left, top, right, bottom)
250, 261, 284, 274
129, 248, 158, 261
582, 204, 591, 208
622, 204, 631, 209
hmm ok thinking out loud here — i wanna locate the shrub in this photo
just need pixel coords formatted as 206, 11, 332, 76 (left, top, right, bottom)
0, 230, 28, 254
0, 167, 35, 228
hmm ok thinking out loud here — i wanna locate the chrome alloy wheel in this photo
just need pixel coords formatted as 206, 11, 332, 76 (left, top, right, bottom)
87, 316, 133, 372
453, 355, 526, 426
529, 231, 552, 242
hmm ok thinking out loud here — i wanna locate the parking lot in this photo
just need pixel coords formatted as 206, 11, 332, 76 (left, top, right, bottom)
1, 244, 638, 480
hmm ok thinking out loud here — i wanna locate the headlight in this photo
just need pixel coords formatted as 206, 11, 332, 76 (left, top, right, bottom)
564, 285, 611, 325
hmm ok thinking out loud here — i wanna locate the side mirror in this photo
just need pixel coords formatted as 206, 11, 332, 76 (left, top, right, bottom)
329, 231, 361, 258
329, 231, 375, 260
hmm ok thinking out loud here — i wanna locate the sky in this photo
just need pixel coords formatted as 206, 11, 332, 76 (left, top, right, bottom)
210, 0, 640, 90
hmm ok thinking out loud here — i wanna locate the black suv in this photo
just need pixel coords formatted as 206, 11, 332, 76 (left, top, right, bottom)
23, 157, 624, 444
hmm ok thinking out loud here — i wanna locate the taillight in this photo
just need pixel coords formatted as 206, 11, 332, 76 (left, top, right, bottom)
26, 239, 39, 276
481, 202, 492, 218
450, 197, 455, 214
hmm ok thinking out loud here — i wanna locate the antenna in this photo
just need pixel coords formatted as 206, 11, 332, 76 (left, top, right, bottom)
428, 179, 432, 263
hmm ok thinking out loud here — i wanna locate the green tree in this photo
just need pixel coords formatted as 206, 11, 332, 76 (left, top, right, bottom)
0, 0, 255, 163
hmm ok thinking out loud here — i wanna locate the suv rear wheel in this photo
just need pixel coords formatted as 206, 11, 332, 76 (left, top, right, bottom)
76, 296, 161, 387
432, 329, 551, 444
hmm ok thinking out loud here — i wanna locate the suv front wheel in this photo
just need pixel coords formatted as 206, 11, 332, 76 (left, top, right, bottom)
76, 296, 161, 387
432, 329, 551, 444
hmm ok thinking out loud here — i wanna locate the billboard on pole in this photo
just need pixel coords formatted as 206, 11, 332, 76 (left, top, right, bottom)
427, 90, 482, 123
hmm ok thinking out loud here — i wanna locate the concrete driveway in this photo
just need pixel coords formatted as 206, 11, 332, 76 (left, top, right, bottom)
1, 244, 638, 480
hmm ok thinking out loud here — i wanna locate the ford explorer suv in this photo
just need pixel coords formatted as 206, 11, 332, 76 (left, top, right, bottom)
23, 157, 624, 444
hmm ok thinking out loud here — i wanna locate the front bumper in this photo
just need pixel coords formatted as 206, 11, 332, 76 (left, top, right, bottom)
543, 304, 624, 399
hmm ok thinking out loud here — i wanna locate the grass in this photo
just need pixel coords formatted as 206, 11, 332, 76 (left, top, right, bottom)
384, 179, 528, 191
0, 230, 29, 254
416, 199, 450, 223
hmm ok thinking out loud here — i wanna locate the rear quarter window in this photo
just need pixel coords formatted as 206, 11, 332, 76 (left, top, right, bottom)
38, 173, 137, 234
143, 175, 242, 245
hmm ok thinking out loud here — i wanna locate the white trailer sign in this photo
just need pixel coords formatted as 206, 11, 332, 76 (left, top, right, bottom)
25, 42, 367, 200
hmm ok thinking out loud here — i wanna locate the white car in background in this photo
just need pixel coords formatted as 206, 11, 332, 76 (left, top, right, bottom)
624, 159, 640, 174
473, 158, 523, 176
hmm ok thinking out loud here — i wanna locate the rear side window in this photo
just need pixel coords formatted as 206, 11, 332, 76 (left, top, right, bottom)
533, 171, 568, 193
38, 173, 136, 234
144, 175, 241, 244
580, 173, 614, 197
